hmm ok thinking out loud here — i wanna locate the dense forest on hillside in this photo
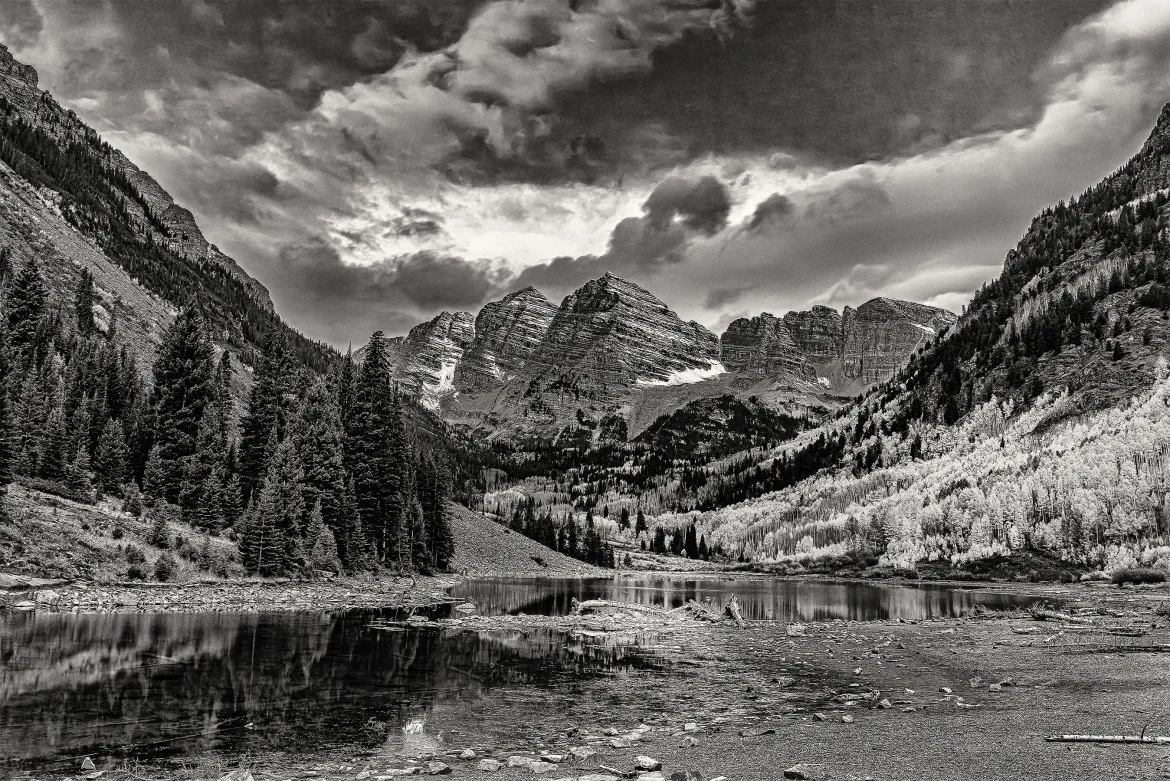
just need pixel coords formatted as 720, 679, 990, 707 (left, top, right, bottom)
0, 258, 454, 579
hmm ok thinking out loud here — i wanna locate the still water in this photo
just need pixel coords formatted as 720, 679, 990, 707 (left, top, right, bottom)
0, 577, 1048, 770
450, 576, 1048, 622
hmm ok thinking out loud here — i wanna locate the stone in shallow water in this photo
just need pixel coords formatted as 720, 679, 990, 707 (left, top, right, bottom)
427, 762, 451, 775
529, 761, 557, 774
460, 750, 477, 760
570, 746, 597, 760
578, 775, 621, 781
477, 759, 502, 772
80, 757, 96, 772
635, 756, 662, 771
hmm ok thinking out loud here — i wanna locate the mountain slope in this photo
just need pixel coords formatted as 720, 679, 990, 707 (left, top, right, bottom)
686, 100, 1170, 574
0, 44, 334, 377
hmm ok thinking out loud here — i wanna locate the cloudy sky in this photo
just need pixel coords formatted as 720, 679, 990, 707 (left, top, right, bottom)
5, 0, 1170, 345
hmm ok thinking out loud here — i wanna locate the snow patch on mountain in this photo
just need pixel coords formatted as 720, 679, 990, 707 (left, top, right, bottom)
637, 360, 728, 387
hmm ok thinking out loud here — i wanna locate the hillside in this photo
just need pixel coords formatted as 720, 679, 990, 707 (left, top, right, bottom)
677, 100, 1170, 575
0, 44, 335, 386
446, 504, 607, 577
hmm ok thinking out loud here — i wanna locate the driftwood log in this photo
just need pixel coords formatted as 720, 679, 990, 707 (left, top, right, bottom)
1045, 735, 1170, 744
569, 596, 746, 626
1030, 606, 1094, 624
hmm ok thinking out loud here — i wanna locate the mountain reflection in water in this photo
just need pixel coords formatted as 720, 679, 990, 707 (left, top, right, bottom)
0, 608, 661, 769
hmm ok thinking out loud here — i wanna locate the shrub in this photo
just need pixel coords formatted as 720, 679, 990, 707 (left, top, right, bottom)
154, 553, 178, 582
1111, 567, 1167, 586
111, 527, 124, 540
124, 544, 146, 564
122, 484, 144, 516
126, 564, 147, 581
148, 512, 171, 549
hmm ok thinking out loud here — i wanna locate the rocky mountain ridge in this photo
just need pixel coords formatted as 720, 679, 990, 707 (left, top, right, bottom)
377, 272, 954, 436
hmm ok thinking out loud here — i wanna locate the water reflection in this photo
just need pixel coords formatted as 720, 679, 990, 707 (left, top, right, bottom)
450, 577, 1048, 622
0, 609, 660, 769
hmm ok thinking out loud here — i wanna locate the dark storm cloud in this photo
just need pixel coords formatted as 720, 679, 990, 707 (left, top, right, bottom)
268, 240, 496, 345
511, 174, 732, 293
747, 193, 794, 231
704, 285, 753, 309
393, 252, 499, 309
643, 176, 731, 235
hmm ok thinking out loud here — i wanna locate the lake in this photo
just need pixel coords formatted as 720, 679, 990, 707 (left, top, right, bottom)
0, 576, 1048, 771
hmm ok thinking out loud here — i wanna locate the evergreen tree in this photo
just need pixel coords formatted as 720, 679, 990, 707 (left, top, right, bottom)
684, 523, 699, 559
142, 443, 168, 500
221, 473, 243, 529
635, 509, 648, 536
237, 328, 291, 503
239, 438, 304, 576
74, 267, 95, 336
65, 444, 93, 494
179, 404, 226, 528
698, 535, 709, 560
149, 309, 215, 501
338, 476, 370, 571
0, 321, 13, 506
289, 379, 345, 532
195, 465, 225, 532
7, 259, 46, 355
305, 500, 342, 574
619, 507, 630, 530
347, 331, 405, 562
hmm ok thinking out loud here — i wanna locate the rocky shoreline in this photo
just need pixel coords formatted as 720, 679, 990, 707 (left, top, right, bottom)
0, 574, 459, 613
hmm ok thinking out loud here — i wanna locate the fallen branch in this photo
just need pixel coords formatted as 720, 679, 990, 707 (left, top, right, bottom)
1030, 606, 1094, 624
569, 598, 669, 616
1045, 734, 1170, 744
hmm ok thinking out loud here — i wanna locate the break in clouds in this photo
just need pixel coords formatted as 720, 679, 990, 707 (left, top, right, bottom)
6, 0, 1170, 345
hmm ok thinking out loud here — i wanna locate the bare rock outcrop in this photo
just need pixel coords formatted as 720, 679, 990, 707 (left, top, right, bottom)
456, 287, 556, 394
523, 272, 721, 399
842, 298, 957, 385
387, 311, 476, 410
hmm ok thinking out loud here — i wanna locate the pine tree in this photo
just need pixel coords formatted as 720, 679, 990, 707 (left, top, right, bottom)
74, 267, 95, 336
7, 259, 46, 355
179, 405, 226, 527
221, 473, 243, 528
239, 442, 304, 577
698, 535, 709, 560
290, 379, 345, 532
406, 491, 429, 571
195, 465, 225, 532
149, 309, 215, 501
619, 507, 630, 530
237, 328, 291, 503
65, 444, 93, 494
347, 331, 404, 562
305, 500, 342, 574
39, 403, 67, 481
338, 475, 370, 571
684, 523, 699, 559
142, 444, 168, 501
421, 454, 454, 571
0, 321, 14, 508
635, 509, 647, 536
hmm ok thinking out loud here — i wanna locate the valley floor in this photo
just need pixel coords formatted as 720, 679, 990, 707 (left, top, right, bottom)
14, 580, 1170, 781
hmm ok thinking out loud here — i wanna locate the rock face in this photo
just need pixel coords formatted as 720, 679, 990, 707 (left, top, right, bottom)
456, 287, 556, 393
842, 298, 956, 384
387, 311, 476, 410
720, 299, 955, 390
371, 273, 952, 438
720, 312, 815, 382
523, 272, 721, 397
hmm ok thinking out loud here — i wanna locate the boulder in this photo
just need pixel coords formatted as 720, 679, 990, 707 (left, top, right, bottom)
477, 759, 502, 772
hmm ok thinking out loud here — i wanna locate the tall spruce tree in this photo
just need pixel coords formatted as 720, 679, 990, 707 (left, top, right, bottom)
74, 268, 95, 336
289, 379, 345, 533
149, 309, 215, 501
347, 331, 403, 562
7, 259, 46, 356
239, 437, 304, 575
93, 418, 129, 495
237, 328, 291, 503
0, 322, 12, 516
